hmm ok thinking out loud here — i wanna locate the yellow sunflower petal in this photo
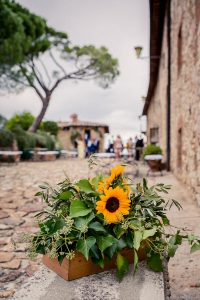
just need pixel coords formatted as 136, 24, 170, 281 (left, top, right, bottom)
96, 186, 131, 224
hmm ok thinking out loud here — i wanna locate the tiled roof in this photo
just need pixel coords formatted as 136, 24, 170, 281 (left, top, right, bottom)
58, 120, 109, 132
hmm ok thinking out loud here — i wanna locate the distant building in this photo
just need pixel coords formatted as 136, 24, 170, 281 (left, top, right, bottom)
58, 114, 109, 152
143, 0, 200, 203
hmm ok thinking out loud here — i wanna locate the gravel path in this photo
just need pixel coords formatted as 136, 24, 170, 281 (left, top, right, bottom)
0, 159, 200, 299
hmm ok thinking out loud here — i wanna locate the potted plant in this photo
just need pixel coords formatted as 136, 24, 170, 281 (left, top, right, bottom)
26, 164, 200, 281
143, 144, 163, 172
0, 128, 22, 163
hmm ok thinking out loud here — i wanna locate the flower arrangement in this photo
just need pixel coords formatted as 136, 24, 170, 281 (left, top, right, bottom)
28, 164, 200, 281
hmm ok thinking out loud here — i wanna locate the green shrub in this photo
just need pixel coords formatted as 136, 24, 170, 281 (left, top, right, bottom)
0, 114, 7, 129
0, 128, 14, 148
40, 121, 59, 136
12, 126, 36, 150
35, 131, 56, 150
6, 112, 35, 131
143, 144, 162, 156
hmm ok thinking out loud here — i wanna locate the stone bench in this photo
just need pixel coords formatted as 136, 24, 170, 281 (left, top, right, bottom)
34, 151, 59, 161
11, 262, 167, 300
0, 151, 22, 163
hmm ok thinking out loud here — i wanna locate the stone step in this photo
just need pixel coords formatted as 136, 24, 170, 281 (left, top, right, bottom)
11, 262, 165, 300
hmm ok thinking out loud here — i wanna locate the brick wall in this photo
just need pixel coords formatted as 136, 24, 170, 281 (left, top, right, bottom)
146, 0, 200, 203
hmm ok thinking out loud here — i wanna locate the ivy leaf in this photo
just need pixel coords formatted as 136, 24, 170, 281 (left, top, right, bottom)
74, 212, 95, 228
133, 249, 138, 273
105, 238, 127, 259
58, 255, 65, 265
92, 256, 105, 269
76, 236, 96, 260
97, 235, 116, 254
59, 191, 72, 200
88, 221, 106, 233
90, 244, 100, 259
190, 243, 200, 253
70, 199, 92, 218
113, 224, 125, 238
76, 179, 96, 194
124, 232, 134, 248
54, 218, 66, 231
116, 253, 129, 281
143, 227, 157, 240
147, 252, 163, 272
133, 231, 143, 250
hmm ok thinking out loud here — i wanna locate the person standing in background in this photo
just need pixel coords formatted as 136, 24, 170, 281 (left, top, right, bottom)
127, 137, 134, 158
114, 135, 123, 159
77, 136, 86, 159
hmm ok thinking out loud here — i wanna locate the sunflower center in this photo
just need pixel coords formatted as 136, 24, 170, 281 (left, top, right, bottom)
106, 197, 119, 213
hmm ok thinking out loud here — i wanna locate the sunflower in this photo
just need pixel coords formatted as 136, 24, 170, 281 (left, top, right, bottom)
110, 164, 124, 178
97, 165, 125, 193
96, 187, 131, 224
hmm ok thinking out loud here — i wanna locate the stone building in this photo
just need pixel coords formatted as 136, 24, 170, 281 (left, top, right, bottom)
58, 114, 109, 152
144, 0, 200, 203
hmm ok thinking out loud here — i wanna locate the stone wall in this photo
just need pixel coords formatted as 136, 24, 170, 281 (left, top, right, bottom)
146, 0, 200, 203
147, 14, 168, 162
58, 127, 106, 152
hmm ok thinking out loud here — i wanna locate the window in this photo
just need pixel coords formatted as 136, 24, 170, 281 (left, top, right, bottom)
177, 128, 182, 169
150, 127, 159, 144
177, 25, 182, 74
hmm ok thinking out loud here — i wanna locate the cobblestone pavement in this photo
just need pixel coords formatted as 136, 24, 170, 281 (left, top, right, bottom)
0, 159, 200, 299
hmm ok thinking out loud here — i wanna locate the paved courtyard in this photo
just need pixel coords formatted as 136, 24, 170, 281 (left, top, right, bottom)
0, 158, 200, 299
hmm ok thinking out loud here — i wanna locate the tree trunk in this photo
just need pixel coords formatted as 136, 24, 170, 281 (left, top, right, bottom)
28, 98, 49, 132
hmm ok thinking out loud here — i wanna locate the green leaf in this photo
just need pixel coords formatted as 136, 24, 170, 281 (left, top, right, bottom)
70, 199, 92, 218
124, 232, 134, 248
116, 253, 129, 281
59, 191, 72, 200
143, 227, 157, 240
58, 255, 65, 265
133, 231, 143, 250
74, 212, 95, 228
92, 256, 105, 269
106, 238, 127, 260
76, 236, 96, 260
133, 249, 138, 273
143, 178, 148, 190
113, 224, 125, 239
88, 221, 106, 233
76, 179, 96, 194
54, 218, 66, 231
90, 244, 100, 259
162, 216, 170, 225
90, 174, 104, 190
190, 243, 200, 253
147, 252, 163, 272
168, 243, 178, 257
97, 235, 116, 254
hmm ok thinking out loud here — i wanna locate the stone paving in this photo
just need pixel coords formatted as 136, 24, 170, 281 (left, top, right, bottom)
0, 158, 200, 299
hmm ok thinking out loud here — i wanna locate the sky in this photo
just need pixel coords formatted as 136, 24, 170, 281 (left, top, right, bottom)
0, 0, 149, 140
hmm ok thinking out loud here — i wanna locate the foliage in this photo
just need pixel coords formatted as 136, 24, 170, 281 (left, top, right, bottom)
70, 131, 81, 147
10, 124, 56, 151
0, 0, 119, 131
12, 126, 36, 150
0, 128, 14, 148
40, 121, 59, 136
0, 114, 7, 128
6, 112, 35, 131
34, 131, 56, 150
143, 144, 162, 156
27, 164, 199, 281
